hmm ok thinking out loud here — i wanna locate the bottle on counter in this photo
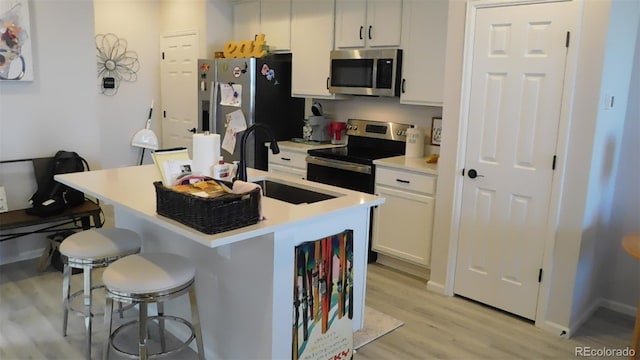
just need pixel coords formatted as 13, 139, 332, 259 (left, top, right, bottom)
212, 157, 231, 180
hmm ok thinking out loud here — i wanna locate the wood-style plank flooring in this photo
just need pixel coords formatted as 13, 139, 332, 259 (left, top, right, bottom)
0, 257, 634, 359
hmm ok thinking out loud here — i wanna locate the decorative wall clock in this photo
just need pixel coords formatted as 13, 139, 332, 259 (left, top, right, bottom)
96, 33, 139, 95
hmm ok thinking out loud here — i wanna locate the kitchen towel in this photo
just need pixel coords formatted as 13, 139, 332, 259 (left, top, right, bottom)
192, 133, 220, 177
405, 127, 425, 158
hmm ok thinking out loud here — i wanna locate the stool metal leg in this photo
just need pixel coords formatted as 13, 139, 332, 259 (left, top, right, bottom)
188, 287, 205, 360
138, 302, 148, 360
157, 302, 167, 353
103, 296, 114, 360
62, 263, 71, 336
83, 266, 93, 360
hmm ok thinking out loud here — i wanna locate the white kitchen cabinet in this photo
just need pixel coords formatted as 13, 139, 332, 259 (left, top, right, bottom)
267, 148, 308, 179
233, 1, 260, 41
399, 0, 448, 106
373, 166, 436, 267
335, 0, 402, 49
291, 0, 342, 99
232, 0, 291, 52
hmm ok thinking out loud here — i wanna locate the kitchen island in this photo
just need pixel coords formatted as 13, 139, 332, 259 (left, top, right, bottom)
55, 165, 384, 359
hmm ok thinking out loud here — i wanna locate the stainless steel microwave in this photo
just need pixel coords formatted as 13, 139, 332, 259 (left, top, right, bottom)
328, 49, 403, 97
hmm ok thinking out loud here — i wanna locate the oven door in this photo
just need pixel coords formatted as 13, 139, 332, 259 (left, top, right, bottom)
306, 155, 378, 263
306, 156, 374, 194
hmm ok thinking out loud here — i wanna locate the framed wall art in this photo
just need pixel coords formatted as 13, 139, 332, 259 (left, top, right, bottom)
431, 117, 442, 146
0, 0, 34, 81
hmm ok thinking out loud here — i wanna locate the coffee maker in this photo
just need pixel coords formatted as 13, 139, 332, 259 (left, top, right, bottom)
303, 116, 332, 142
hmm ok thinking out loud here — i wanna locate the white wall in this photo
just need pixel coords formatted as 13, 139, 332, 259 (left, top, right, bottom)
604, 21, 640, 309
316, 97, 442, 155
576, 0, 640, 319
94, 0, 162, 168
0, 0, 100, 264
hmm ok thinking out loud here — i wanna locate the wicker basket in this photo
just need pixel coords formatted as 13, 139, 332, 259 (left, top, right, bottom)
154, 181, 260, 234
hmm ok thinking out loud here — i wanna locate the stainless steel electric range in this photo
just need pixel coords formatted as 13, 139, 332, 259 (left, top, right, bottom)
306, 118, 413, 262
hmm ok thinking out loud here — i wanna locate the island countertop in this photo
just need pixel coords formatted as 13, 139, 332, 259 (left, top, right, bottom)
55, 165, 384, 248
55, 164, 381, 359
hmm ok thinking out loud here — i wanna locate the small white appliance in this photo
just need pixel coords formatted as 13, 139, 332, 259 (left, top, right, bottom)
304, 116, 332, 142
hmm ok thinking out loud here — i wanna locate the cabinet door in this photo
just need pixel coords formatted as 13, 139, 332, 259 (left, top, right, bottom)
233, 1, 261, 41
261, 0, 291, 51
366, 0, 402, 47
291, 0, 336, 98
373, 185, 434, 266
335, 0, 367, 48
399, 0, 447, 106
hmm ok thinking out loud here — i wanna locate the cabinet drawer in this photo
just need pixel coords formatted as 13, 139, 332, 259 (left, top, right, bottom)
376, 167, 436, 194
268, 150, 307, 169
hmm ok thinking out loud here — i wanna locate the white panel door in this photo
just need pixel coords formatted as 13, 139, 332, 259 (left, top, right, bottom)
160, 32, 199, 152
454, 1, 574, 320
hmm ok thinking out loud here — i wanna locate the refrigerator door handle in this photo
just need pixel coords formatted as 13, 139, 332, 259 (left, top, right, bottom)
210, 81, 218, 133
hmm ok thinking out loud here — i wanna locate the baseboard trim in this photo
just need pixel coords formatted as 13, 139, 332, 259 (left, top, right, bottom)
536, 318, 572, 338
600, 298, 637, 317
375, 254, 429, 280
426, 280, 446, 295
568, 298, 602, 338
0, 248, 44, 266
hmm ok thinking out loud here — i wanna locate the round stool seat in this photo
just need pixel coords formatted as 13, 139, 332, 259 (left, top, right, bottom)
60, 228, 141, 260
103, 253, 195, 295
103, 253, 205, 360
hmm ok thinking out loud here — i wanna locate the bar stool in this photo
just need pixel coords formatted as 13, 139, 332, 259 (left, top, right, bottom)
622, 232, 640, 360
60, 228, 142, 359
102, 253, 205, 360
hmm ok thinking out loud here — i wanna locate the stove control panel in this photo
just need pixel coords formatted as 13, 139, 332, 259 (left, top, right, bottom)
345, 119, 413, 141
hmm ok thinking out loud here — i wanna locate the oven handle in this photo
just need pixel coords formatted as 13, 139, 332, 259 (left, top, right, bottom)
306, 156, 372, 175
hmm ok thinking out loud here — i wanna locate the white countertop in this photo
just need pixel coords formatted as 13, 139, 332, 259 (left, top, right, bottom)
55, 165, 384, 248
268, 140, 343, 152
374, 155, 439, 175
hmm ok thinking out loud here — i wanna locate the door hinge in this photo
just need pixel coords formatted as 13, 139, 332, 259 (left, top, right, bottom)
462, 168, 465, 176
538, 268, 543, 283
161, 52, 165, 60
163, 110, 166, 118
565, 32, 570, 48
552, 155, 557, 170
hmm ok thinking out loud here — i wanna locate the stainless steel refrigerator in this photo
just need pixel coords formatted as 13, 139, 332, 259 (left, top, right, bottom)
197, 53, 304, 171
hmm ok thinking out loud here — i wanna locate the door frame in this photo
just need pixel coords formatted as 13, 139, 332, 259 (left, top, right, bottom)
445, 0, 581, 333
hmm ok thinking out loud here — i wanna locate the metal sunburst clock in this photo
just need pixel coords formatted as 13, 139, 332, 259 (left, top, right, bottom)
96, 33, 139, 96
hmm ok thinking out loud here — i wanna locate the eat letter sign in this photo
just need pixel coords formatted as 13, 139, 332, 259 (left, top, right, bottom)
223, 34, 267, 59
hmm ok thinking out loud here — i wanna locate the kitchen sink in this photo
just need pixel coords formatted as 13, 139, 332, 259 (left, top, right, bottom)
252, 179, 338, 205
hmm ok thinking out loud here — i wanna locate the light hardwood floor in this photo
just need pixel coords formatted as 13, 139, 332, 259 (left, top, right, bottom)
0, 257, 634, 359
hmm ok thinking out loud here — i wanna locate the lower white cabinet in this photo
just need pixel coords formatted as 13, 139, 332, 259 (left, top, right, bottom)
267, 148, 308, 179
373, 166, 436, 267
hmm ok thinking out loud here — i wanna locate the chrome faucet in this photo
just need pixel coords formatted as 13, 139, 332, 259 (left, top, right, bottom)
235, 123, 280, 182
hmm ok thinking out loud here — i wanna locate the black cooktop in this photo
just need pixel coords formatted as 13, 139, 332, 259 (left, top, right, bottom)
308, 140, 405, 165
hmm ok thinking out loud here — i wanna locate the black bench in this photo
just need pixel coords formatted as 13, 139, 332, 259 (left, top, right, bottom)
0, 157, 103, 269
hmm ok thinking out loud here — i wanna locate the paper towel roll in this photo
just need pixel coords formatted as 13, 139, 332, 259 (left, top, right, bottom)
405, 127, 425, 158
192, 133, 220, 176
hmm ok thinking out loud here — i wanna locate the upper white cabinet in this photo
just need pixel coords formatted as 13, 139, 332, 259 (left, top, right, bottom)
335, 0, 403, 49
399, 0, 448, 106
291, 0, 343, 99
233, 0, 291, 52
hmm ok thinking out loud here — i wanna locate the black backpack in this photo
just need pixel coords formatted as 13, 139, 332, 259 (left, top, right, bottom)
27, 151, 89, 217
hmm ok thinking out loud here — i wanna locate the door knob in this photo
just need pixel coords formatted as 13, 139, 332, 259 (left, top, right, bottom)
468, 169, 484, 179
